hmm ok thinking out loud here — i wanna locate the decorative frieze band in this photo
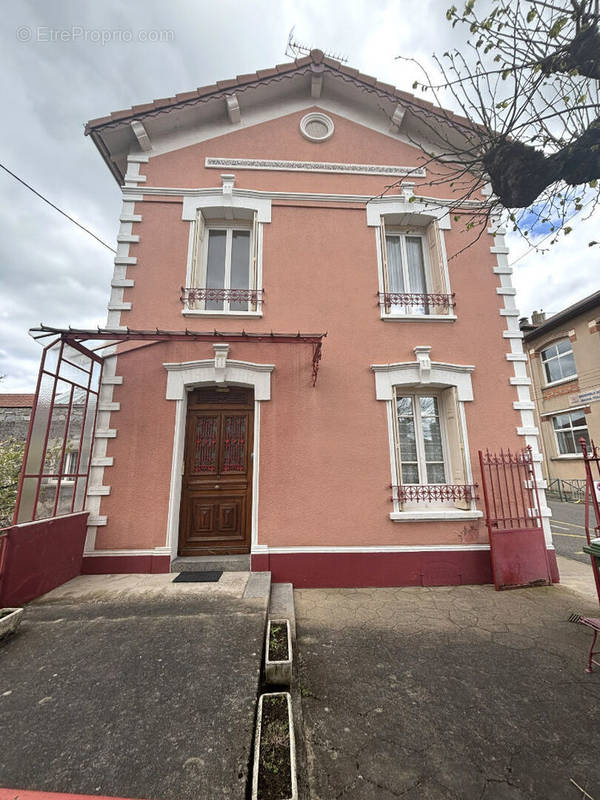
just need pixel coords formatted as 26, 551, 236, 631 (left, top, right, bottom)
205, 156, 426, 177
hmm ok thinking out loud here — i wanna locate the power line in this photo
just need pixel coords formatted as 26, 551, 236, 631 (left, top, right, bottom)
0, 162, 116, 254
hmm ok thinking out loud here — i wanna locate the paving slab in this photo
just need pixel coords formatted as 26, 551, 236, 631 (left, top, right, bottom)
296, 583, 600, 800
0, 571, 270, 800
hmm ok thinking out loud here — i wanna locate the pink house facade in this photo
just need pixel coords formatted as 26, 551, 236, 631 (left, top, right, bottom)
16, 51, 557, 587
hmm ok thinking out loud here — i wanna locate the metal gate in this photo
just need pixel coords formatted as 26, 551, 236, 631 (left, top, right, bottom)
580, 438, 600, 604
479, 446, 552, 590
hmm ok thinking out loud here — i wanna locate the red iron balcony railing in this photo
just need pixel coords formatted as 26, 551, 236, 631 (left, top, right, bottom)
378, 292, 455, 312
391, 484, 478, 503
181, 287, 263, 306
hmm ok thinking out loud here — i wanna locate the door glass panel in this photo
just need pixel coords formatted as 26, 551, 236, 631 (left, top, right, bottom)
193, 416, 218, 473
222, 415, 247, 472
230, 230, 251, 311
205, 230, 226, 310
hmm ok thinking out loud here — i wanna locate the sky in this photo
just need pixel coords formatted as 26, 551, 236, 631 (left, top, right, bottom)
0, 0, 597, 392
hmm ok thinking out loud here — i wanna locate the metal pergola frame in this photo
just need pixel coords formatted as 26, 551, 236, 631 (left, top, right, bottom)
14, 325, 326, 525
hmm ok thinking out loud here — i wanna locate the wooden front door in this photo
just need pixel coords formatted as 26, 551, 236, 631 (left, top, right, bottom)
179, 387, 253, 556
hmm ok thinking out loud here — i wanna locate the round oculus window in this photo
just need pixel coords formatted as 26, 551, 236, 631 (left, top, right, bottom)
300, 112, 334, 142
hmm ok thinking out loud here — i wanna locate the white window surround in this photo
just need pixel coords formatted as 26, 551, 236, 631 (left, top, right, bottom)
542, 373, 579, 390
181, 179, 270, 319
367, 195, 454, 322
372, 347, 480, 522
163, 346, 274, 560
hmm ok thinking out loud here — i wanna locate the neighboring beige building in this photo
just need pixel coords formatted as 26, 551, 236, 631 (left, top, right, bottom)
522, 291, 600, 485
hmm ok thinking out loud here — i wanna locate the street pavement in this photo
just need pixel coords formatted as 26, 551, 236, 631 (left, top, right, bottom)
296, 581, 600, 799
549, 499, 593, 565
0, 573, 269, 800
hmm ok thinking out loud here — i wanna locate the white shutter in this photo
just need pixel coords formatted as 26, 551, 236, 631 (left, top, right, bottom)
191, 210, 205, 287
251, 211, 259, 310
380, 217, 391, 312
442, 386, 469, 509
426, 220, 448, 296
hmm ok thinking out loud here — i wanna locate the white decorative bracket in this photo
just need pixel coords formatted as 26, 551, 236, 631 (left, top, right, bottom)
130, 120, 152, 152
213, 343, 230, 384
401, 181, 415, 201
221, 173, 235, 196
392, 104, 406, 130
220, 174, 235, 219
310, 64, 324, 98
225, 94, 241, 124
414, 346, 432, 383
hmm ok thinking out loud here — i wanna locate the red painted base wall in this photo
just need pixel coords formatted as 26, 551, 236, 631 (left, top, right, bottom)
0, 513, 88, 606
81, 554, 171, 574
251, 550, 494, 588
251, 549, 560, 588
77, 548, 560, 588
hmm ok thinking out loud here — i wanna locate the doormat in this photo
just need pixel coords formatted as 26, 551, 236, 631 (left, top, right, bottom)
173, 571, 223, 582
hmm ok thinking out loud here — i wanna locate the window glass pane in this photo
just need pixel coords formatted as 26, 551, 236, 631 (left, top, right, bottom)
556, 339, 572, 355
569, 410, 587, 428
420, 397, 446, 481
426, 463, 446, 484
557, 430, 576, 454
552, 413, 572, 430
402, 463, 420, 483
396, 396, 418, 470
544, 357, 562, 383
230, 230, 251, 311
405, 237, 426, 294
386, 236, 404, 293
558, 351, 576, 378
541, 344, 557, 362
205, 230, 226, 310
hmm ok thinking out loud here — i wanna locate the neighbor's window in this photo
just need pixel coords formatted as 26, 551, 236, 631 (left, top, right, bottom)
395, 393, 447, 484
552, 410, 590, 455
540, 339, 576, 384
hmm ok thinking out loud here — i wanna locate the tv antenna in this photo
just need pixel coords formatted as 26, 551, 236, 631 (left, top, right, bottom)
285, 27, 348, 63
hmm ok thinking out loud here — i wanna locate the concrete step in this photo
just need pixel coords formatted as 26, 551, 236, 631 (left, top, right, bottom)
269, 582, 296, 639
170, 555, 251, 573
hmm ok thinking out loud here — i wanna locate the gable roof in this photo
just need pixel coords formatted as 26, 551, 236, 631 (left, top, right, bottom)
523, 290, 600, 342
85, 49, 474, 185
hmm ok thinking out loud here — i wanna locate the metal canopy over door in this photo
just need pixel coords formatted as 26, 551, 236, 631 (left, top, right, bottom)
179, 386, 253, 556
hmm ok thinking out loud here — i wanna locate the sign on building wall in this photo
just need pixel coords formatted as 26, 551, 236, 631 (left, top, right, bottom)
569, 386, 600, 406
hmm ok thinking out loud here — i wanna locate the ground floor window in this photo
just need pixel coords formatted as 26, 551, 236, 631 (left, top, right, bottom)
395, 392, 447, 485
551, 409, 590, 455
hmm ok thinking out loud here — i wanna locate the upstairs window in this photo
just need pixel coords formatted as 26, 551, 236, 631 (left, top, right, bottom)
182, 212, 262, 315
540, 339, 576, 384
379, 220, 454, 318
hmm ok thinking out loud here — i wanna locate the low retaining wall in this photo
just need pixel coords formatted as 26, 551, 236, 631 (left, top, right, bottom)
0, 512, 88, 606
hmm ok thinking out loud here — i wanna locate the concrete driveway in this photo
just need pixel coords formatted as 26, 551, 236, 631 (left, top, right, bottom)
296, 581, 600, 800
0, 572, 269, 800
